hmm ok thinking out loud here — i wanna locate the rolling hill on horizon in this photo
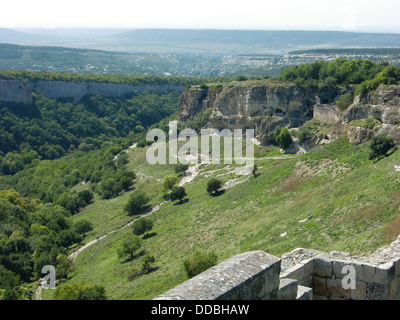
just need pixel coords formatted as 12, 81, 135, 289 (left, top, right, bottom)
2, 28, 400, 54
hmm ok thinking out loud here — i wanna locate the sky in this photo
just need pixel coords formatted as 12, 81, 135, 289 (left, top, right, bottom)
1, 0, 400, 33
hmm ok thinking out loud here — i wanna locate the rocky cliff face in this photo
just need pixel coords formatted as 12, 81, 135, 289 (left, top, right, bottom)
0, 80, 185, 103
180, 82, 318, 143
0, 80, 33, 104
340, 85, 400, 144
180, 82, 400, 146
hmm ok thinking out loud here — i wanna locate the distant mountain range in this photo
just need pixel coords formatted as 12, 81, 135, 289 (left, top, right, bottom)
1, 28, 400, 54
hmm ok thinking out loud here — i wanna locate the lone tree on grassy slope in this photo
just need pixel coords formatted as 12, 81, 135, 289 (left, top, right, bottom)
170, 186, 187, 203
117, 235, 142, 261
369, 134, 395, 160
206, 178, 222, 195
276, 127, 292, 149
125, 190, 150, 216
162, 175, 179, 193
132, 218, 154, 239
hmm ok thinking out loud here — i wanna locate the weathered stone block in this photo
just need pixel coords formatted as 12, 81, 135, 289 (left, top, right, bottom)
302, 259, 314, 278
375, 263, 394, 285
366, 283, 389, 300
283, 264, 304, 281
314, 257, 332, 277
155, 251, 281, 300
363, 264, 376, 283
299, 274, 313, 288
389, 277, 399, 300
350, 281, 367, 300
326, 279, 351, 299
313, 276, 326, 296
394, 259, 400, 277
264, 262, 281, 296
296, 285, 313, 300
332, 260, 347, 279
277, 278, 298, 300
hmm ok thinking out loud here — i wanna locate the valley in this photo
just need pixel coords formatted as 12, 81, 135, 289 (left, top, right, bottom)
1, 59, 400, 301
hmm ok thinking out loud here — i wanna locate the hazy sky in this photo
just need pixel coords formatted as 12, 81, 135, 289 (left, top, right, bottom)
1, 0, 400, 33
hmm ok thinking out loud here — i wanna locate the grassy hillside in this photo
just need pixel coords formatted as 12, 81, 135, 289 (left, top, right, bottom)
40, 135, 400, 300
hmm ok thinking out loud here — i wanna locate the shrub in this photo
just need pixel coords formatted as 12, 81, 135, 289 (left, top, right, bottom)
124, 191, 150, 215
336, 92, 354, 111
206, 178, 222, 195
132, 218, 154, 238
235, 75, 248, 82
141, 255, 156, 274
99, 178, 122, 199
72, 219, 93, 236
163, 175, 179, 193
170, 186, 187, 203
297, 126, 314, 143
174, 163, 189, 174
276, 127, 292, 149
77, 190, 94, 205
117, 235, 142, 260
54, 282, 107, 300
183, 250, 218, 278
369, 134, 395, 160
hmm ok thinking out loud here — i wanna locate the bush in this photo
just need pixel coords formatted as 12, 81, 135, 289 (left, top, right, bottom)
125, 191, 150, 215
170, 186, 187, 203
235, 75, 248, 82
296, 126, 314, 143
163, 175, 179, 193
98, 178, 122, 199
206, 178, 222, 195
174, 163, 189, 174
369, 134, 395, 160
276, 127, 292, 149
336, 92, 354, 111
141, 255, 156, 274
117, 235, 142, 260
132, 218, 154, 238
54, 282, 107, 300
72, 219, 93, 236
183, 250, 218, 278
116, 170, 136, 191
77, 190, 94, 205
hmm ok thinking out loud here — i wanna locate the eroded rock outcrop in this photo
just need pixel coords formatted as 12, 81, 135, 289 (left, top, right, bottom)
180, 82, 400, 146
180, 81, 319, 143
340, 85, 400, 144
0, 79, 185, 103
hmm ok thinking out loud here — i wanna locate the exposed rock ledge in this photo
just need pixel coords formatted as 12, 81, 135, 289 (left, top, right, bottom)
0, 79, 185, 104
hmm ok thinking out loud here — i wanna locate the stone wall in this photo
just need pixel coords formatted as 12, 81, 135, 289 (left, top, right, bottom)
154, 251, 282, 300
313, 105, 341, 123
155, 236, 400, 300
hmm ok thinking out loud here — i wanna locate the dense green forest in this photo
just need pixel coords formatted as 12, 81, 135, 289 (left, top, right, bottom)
0, 69, 204, 86
0, 90, 181, 171
276, 58, 392, 88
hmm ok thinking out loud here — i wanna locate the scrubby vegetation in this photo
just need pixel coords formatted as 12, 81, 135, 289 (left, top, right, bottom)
277, 59, 391, 89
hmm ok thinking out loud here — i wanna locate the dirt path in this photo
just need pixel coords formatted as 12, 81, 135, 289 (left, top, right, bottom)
35, 152, 292, 299
35, 163, 200, 299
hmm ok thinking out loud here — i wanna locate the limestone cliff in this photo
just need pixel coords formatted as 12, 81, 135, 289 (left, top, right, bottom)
180, 81, 400, 146
340, 85, 400, 144
0, 79, 185, 103
180, 81, 319, 143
